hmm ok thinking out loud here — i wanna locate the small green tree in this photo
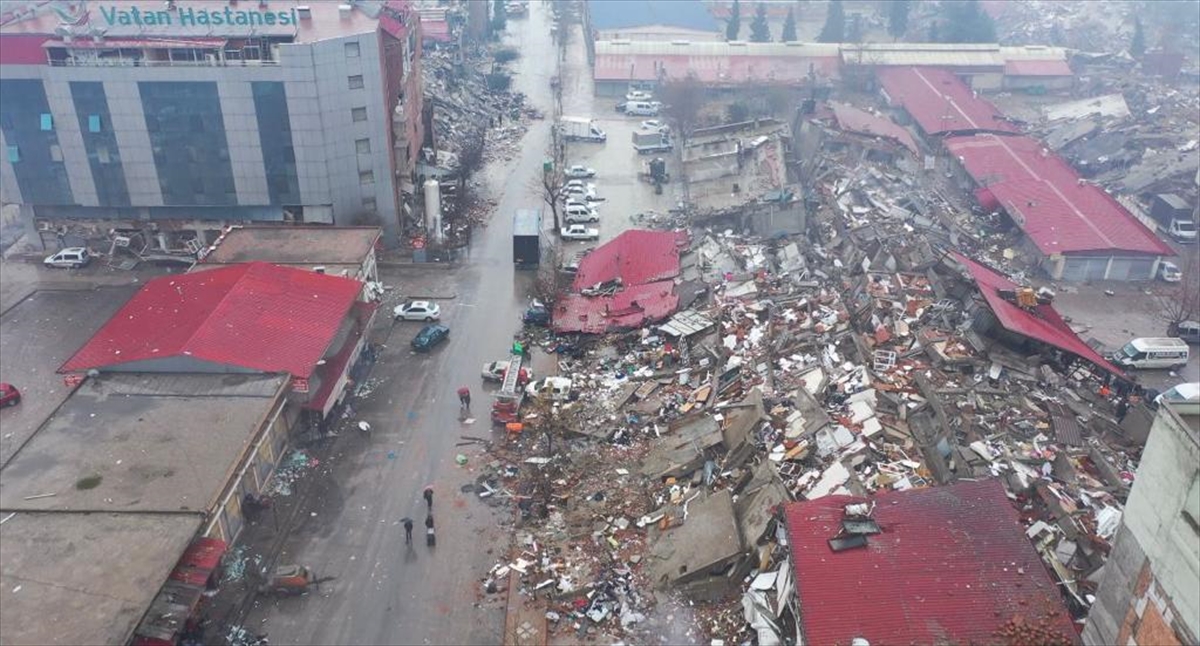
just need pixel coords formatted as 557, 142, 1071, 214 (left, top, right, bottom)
818, 0, 845, 43
491, 0, 507, 34
781, 7, 798, 42
888, 0, 910, 40
1131, 16, 1146, 57
749, 3, 771, 42
726, 0, 742, 40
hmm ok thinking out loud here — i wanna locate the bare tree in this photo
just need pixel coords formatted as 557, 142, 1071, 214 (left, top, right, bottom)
659, 72, 706, 146
530, 162, 567, 231
1156, 255, 1200, 331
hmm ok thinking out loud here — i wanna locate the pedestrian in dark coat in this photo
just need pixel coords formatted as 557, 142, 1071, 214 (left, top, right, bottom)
402, 517, 414, 545
423, 485, 434, 510
425, 513, 436, 546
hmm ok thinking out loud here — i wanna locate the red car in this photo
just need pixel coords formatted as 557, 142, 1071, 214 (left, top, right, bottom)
0, 383, 19, 407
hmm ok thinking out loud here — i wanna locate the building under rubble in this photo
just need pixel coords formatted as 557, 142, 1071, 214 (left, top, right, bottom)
0, 0, 426, 250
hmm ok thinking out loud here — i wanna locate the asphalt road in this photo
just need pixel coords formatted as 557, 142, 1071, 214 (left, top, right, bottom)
245, 6, 558, 644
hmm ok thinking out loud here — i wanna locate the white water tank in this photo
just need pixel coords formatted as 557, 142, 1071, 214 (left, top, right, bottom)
423, 179, 442, 244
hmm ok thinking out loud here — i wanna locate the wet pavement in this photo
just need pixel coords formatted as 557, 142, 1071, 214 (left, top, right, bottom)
239, 4, 562, 645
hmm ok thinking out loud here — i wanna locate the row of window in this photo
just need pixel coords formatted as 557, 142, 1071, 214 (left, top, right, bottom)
29, 112, 105, 132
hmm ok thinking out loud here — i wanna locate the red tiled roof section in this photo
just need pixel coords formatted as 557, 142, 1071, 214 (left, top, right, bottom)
952, 252, 1126, 377
784, 479, 1081, 646
877, 66, 1020, 135
60, 262, 362, 377
946, 134, 1173, 256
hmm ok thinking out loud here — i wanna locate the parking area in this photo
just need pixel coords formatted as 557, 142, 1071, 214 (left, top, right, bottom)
0, 286, 138, 465
1053, 282, 1199, 392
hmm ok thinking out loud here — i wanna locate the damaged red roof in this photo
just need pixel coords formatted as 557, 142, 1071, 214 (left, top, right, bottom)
61, 262, 362, 377
946, 134, 1172, 256
876, 66, 1020, 135
953, 252, 1126, 377
553, 280, 679, 334
829, 101, 919, 155
555, 230, 689, 334
784, 479, 1081, 646
572, 229, 687, 290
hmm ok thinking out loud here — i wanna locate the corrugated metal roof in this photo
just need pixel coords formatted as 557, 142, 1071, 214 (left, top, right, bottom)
553, 281, 678, 334
953, 252, 1127, 377
842, 44, 1004, 67
61, 262, 362, 377
946, 135, 1173, 256
1005, 59, 1073, 77
829, 101, 920, 155
876, 66, 1020, 135
1048, 401, 1084, 446
572, 229, 687, 290
783, 479, 1080, 646
657, 310, 714, 337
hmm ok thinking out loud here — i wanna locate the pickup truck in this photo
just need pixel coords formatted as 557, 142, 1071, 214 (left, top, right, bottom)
560, 224, 600, 241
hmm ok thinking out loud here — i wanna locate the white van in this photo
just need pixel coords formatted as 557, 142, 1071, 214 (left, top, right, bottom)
624, 101, 660, 117
1112, 337, 1190, 369
564, 203, 598, 224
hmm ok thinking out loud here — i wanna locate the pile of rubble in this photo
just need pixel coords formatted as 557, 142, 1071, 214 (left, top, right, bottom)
466, 107, 1163, 643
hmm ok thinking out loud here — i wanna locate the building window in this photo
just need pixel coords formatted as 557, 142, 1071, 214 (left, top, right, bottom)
359, 170, 375, 185
348, 75, 364, 90
362, 196, 377, 211
351, 107, 367, 122
6, 145, 19, 163
88, 114, 101, 133
356, 138, 371, 154
345, 41, 360, 58
39, 113, 53, 131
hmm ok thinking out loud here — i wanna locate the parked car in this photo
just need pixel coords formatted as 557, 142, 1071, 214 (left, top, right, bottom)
0, 383, 20, 407
43, 247, 91, 269
640, 119, 670, 133
411, 324, 449, 351
1159, 260, 1183, 282
561, 181, 600, 202
524, 300, 551, 325
394, 300, 441, 321
481, 361, 533, 384
564, 164, 596, 179
564, 203, 599, 224
561, 225, 600, 241
1170, 320, 1200, 344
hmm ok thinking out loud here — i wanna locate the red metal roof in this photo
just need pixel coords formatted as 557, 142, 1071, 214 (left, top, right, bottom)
784, 479, 1080, 646
829, 101, 919, 155
61, 262, 362, 377
1005, 58, 1073, 77
594, 52, 840, 84
946, 134, 1173, 256
420, 19, 450, 42
571, 229, 686, 290
303, 301, 377, 412
167, 537, 226, 587
553, 281, 679, 334
0, 34, 50, 65
554, 229, 689, 334
953, 252, 1126, 377
876, 66, 1020, 135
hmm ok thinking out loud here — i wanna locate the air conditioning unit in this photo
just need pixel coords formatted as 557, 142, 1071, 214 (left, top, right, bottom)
113, 235, 131, 247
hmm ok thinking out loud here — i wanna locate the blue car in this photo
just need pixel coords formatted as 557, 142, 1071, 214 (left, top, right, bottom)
411, 324, 449, 351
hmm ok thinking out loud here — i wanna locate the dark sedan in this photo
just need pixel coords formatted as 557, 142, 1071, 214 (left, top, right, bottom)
411, 324, 449, 351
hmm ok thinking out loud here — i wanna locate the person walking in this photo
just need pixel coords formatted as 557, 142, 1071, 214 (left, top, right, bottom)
425, 513, 436, 546
402, 517, 414, 545
423, 485, 434, 511
457, 386, 471, 410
